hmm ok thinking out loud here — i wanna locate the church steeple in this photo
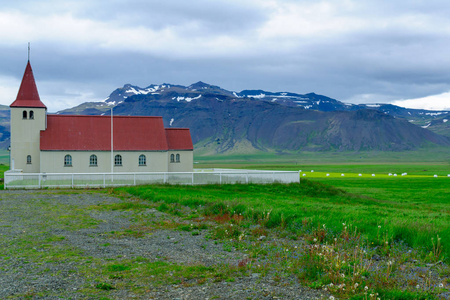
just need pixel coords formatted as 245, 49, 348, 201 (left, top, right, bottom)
10, 60, 46, 108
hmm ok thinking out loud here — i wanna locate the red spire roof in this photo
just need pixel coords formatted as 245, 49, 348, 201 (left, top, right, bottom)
10, 61, 46, 108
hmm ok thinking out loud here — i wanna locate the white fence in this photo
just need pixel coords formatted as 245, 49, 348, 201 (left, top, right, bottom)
4, 169, 300, 189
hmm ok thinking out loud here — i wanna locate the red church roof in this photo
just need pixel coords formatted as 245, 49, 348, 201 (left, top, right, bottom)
10, 61, 46, 109
166, 128, 194, 150
40, 115, 193, 151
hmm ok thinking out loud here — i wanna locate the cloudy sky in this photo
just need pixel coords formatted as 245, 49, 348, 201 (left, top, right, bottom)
1, 0, 450, 112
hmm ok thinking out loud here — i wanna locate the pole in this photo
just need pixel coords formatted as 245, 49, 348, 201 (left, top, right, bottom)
7, 146, 11, 170
111, 107, 113, 182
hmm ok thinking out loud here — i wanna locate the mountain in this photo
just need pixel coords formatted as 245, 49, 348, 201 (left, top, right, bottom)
59, 82, 450, 136
57, 82, 450, 154
0, 105, 10, 149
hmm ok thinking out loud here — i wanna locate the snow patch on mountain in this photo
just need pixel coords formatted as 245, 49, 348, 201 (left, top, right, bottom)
248, 94, 266, 99
233, 92, 243, 98
174, 95, 202, 102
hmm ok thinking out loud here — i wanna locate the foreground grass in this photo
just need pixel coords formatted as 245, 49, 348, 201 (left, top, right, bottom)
1, 185, 448, 299
115, 181, 449, 298
117, 180, 449, 259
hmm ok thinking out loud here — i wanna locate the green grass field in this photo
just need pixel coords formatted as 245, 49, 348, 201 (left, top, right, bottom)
1, 151, 449, 298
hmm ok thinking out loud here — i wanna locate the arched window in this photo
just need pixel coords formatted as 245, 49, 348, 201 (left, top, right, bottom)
29, 111, 34, 119
22, 110, 27, 119
115, 154, 122, 166
139, 154, 146, 166
176, 154, 180, 163
170, 154, 175, 163
90, 154, 97, 166
26, 155, 32, 164
64, 154, 72, 167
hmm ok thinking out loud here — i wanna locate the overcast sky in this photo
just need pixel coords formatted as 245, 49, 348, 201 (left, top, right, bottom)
1, 0, 450, 112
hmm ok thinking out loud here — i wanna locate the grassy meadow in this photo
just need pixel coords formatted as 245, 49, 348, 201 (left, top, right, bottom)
1, 150, 449, 298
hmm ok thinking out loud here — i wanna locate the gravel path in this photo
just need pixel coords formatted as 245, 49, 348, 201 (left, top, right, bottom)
0, 190, 329, 299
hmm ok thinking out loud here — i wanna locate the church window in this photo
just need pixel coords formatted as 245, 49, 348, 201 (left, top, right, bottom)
139, 154, 146, 166
90, 155, 98, 166
64, 155, 72, 167
115, 154, 122, 166
26, 155, 32, 164
176, 154, 180, 163
170, 154, 175, 163
23, 110, 27, 119
29, 111, 34, 119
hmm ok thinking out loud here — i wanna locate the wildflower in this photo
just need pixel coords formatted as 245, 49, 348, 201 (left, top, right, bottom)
323, 224, 326, 228
416, 284, 420, 289
343, 223, 346, 226
329, 296, 334, 300
378, 225, 381, 229
354, 283, 359, 288
364, 286, 368, 291
313, 238, 317, 242
439, 283, 444, 288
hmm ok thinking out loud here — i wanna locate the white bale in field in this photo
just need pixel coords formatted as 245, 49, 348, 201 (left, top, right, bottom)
303, 174, 306, 176
341, 174, 345, 176
311, 170, 314, 172
326, 174, 330, 176
388, 173, 392, 176
372, 174, 375, 177
434, 174, 438, 177
358, 174, 362, 176
394, 174, 397, 176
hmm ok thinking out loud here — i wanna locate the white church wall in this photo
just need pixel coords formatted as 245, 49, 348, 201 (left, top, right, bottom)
10, 107, 46, 173
40, 151, 170, 173
168, 150, 194, 172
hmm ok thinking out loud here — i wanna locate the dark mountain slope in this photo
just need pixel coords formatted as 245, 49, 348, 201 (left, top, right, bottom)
112, 93, 450, 153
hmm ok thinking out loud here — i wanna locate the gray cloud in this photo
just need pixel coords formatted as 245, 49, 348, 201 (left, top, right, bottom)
2, 0, 450, 111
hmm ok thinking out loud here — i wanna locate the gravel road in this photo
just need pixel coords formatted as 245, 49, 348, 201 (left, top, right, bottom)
0, 189, 329, 300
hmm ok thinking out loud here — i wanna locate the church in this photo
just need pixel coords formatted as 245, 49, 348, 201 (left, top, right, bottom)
9, 60, 194, 174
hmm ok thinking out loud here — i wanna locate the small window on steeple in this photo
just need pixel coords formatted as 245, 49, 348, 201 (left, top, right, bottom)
23, 110, 27, 119
27, 155, 32, 164
29, 111, 34, 119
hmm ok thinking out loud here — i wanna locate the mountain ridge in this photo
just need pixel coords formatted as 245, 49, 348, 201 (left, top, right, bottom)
1, 83, 449, 153
56, 82, 450, 154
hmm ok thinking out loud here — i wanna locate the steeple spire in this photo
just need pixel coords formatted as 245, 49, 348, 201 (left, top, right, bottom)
10, 59, 46, 108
